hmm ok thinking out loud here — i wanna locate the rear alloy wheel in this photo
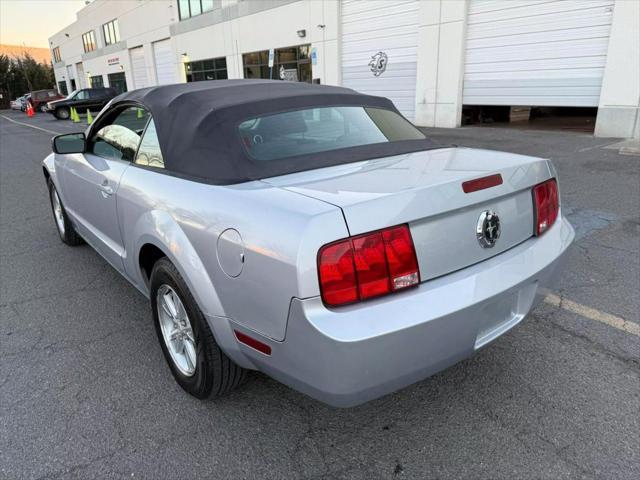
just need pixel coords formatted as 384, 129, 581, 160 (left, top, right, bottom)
157, 284, 198, 377
55, 107, 70, 120
47, 179, 84, 246
150, 258, 245, 399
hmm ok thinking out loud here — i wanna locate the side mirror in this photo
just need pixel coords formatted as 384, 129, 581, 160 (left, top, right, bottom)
52, 133, 86, 154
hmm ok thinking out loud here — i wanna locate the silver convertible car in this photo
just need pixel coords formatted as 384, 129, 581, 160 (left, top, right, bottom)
43, 80, 574, 407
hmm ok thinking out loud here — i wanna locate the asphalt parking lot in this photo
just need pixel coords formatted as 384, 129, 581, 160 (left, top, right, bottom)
1, 109, 638, 480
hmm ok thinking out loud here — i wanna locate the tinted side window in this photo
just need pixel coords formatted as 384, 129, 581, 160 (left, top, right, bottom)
91, 107, 150, 162
76, 90, 89, 100
135, 119, 164, 169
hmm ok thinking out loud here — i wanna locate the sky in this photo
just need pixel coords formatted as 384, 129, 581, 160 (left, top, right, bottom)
1, 0, 87, 48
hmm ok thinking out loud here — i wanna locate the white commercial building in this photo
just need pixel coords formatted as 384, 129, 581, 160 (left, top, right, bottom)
49, 0, 639, 138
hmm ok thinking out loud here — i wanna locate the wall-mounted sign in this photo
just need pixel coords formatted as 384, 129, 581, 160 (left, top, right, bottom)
279, 65, 298, 82
107, 57, 120, 66
368, 51, 387, 77
268, 48, 275, 68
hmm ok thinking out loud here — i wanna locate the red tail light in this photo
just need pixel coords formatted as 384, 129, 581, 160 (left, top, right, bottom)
533, 178, 559, 236
318, 224, 420, 307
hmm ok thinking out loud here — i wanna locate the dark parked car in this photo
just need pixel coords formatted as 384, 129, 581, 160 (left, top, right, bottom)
47, 87, 118, 120
29, 89, 64, 113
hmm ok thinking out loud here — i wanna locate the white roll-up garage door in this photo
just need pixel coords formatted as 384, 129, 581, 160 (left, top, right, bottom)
463, 0, 615, 107
341, 0, 419, 120
130, 47, 148, 89
153, 39, 176, 85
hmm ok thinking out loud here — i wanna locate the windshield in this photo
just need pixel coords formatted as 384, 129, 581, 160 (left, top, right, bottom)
66, 90, 79, 100
238, 106, 425, 162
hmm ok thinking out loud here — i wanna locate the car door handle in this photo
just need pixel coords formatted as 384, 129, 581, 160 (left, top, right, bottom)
99, 182, 114, 197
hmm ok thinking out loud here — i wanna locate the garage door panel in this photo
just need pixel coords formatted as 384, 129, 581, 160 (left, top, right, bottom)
342, 74, 417, 91
342, 1, 418, 22
463, 0, 613, 107
130, 47, 148, 90
465, 72, 604, 87
153, 39, 176, 86
464, 85, 603, 97
341, 0, 418, 120
465, 56, 608, 74
468, 0, 613, 24
343, 22, 421, 41
343, 46, 418, 66
467, 8, 615, 39
342, 34, 420, 55
467, 38, 611, 64
463, 94, 601, 107
343, 67, 417, 80
467, 24, 612, 49
469, 0, 554, 15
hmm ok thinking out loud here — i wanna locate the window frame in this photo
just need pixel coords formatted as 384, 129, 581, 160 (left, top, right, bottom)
52, 47, 61, 63
242, 45, 312, 83
82, 30, 96, 53
236, 105, 426, 162
185, 56, 228, 82
87, 103, 152, 164
178, 0, 214, 21
134, 117, 165, 169
102, 19, 120, 46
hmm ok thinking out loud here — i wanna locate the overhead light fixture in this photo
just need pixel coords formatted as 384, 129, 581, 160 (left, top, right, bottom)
297, 29, 306, 38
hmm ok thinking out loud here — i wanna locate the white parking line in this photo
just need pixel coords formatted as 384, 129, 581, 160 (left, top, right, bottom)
0, 114, 62, 135
545, 293, 640, 337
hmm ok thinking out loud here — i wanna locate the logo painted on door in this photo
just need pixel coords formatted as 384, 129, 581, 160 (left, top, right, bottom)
368, 51, 388, 77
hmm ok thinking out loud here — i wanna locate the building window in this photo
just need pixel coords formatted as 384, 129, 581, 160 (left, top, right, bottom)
90, 75, 104, 88
52, 47, 61, 63
185, 57, 227, 82
82, 31, 97, 53
243, 45, 311, 83
102, 19, 120, 46
107, 72, 127, 94
179, 0, 214, 21
58, 81, 68, 96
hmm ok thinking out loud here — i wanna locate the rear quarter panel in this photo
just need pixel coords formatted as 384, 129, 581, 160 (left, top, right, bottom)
116, 166, 347, 341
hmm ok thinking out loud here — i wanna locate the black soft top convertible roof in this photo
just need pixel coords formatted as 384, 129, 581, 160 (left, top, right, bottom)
112, 80, 439, 184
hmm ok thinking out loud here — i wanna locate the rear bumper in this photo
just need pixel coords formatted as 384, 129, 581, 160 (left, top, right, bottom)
228, 216, 574, 407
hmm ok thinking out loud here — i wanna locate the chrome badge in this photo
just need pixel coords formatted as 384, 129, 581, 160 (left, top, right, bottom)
368, 51, 388, 77
476, 210, 501, 248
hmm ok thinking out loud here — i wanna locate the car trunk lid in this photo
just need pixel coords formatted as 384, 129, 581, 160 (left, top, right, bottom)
263, 147, 553, 281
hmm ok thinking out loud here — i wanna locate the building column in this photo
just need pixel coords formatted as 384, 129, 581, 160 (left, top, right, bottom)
595, 0, 640, 139
414, 0, 468, 128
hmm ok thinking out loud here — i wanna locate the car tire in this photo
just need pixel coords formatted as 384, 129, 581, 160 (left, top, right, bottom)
47, 178, 84, 246
150, 257, 246, 399
55, 107, 70, 120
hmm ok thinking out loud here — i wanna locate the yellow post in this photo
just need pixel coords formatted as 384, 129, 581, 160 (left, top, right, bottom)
87, 109, 93, 125
137, 108, 144, 119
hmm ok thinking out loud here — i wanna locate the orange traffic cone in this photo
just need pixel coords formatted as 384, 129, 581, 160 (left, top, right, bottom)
26, 103, 35, 117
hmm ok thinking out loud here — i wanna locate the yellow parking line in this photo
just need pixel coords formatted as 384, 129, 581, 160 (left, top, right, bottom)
0, 114, 62, 135
545, 293, 640, 337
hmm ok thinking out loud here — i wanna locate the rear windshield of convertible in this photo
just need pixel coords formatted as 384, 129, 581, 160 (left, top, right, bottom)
238, 106, 426, 161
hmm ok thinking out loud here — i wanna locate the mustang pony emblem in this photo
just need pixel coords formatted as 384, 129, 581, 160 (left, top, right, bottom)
476, 210, 501, 248
368, 51, 388, 77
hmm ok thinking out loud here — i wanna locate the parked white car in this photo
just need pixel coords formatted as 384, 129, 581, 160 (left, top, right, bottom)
10, 95, 27, 110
